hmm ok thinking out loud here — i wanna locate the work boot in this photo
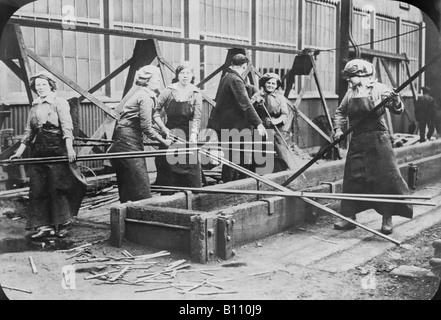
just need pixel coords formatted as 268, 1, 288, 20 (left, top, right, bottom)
334, 217, 356, 230
381, 215, 393, 235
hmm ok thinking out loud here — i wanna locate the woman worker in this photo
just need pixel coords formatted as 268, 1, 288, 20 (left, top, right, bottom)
10, 71, 86, 239
250, 73, 297, 173
107, 65, 170, 203
333, 59, 413, 235
153, 61, 203, 188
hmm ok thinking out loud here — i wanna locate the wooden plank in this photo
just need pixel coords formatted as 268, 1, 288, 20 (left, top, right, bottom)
310, 55, 334, 131
78, 57, 134, 103
26, 49, 118, 120
2, 59, 27, 83
196, 64, 225, 89
13, 24, 34, 104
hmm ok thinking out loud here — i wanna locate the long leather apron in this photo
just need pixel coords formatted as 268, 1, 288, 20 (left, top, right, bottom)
260, 94, 297, 173
26, 124, 86, 229
154, 99, 202, 188
341, 97, 413, 219
108, 118, 152, 203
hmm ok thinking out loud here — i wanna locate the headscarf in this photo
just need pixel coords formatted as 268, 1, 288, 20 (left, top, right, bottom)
343, 59, 374, 78
135, 65, 160, 86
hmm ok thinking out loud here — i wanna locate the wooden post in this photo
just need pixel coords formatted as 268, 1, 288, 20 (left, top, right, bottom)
190, 215, 207, 263
217, 216, 235, 260
310, 54, 334, 131
110, 205, 127, 247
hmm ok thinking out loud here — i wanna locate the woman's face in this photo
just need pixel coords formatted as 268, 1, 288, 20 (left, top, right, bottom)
35, 78, 52, 98
178, 67, 193, 86
348, 75, 362, 87
147, 74, 161, 91
264, 78, 278, 93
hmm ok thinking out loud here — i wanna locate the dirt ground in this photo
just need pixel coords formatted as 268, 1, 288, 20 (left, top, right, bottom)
0, 203, 440, 301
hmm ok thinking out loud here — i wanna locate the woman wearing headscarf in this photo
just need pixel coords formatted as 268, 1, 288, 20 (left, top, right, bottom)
250, 73, 297, 173
10, 71, 86, 239
107, 65, 170, 203
153, 61, 203, 189
333, 59, 413, 234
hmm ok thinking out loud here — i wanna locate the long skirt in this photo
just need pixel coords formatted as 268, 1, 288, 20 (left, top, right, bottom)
108, 126, 151, 203
26, 131, 86, 230
341, 130, 413, 219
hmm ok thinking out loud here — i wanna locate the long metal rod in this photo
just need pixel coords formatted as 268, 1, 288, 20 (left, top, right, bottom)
258, 95, 306, 179
168, 133, 405, 244
151, 185, 434, 206
282, 52, 441, 187
301, 197, 401, 245
125, 219, 191, 231
0, 149, 199, 165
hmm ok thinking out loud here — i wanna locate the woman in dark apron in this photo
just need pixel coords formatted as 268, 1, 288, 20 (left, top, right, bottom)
251, 73, 297, 173
107, 66, 170, 203
10, 71, 86, 239
154, 62, 203, 190
333, 59, 413, 235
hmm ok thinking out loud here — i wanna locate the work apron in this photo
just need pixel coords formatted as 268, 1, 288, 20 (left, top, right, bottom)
108, 118, 152, 203
341, 97, 413, 219
154, 99, 202, 189
254, 95, 297, 173
26, 125, 86, 230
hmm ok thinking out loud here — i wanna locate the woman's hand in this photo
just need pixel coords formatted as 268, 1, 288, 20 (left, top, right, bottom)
9, 144, 26, 161
65, 138, 76, 162
161, 127, 171, 139
67, 147, 77, 163
271, 118, 281, 126
162, 139, 173, 148
189, 133, 198, 144
257, 123, 268, 138
333, 129, 344, 141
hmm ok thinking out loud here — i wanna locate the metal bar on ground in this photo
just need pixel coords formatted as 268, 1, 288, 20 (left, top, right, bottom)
150, 186, 434, 206
301, 197, 402, 245
166, 133, 422, 245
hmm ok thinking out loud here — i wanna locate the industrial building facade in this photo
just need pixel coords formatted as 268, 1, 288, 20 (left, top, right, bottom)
0, 0, 433, 150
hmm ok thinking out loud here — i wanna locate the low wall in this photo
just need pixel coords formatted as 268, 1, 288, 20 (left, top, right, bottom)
110, 140, 441, 263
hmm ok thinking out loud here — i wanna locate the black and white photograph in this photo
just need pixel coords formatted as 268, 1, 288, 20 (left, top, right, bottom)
0, 0, 441, 304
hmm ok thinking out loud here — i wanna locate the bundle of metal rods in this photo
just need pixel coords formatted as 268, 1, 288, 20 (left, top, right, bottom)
165, 131, 433, 246
0, 148, 199, 166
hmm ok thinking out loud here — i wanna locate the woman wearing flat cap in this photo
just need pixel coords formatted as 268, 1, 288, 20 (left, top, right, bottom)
107, 65, 171, 203
333, 59, 413, 234
251, 73, 297, 172
153, 61, 203, 190
10, 71, 86, 239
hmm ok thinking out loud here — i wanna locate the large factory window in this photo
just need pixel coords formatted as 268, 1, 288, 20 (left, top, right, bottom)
399, 21, 421, 94
199, 0, 251, 97
1, 0, 103, 98
303, 0, 337, 95
256, 0, 298, 97
112, 0, 184, 97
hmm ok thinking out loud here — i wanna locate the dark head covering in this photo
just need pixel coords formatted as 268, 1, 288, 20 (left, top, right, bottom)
29, 71, 57, 93
231, 54, 249, 66
259, 72, 283, 90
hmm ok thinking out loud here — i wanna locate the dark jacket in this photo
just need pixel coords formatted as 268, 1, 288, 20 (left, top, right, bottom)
415, 94, 437, 121
208, 69, 262, 132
